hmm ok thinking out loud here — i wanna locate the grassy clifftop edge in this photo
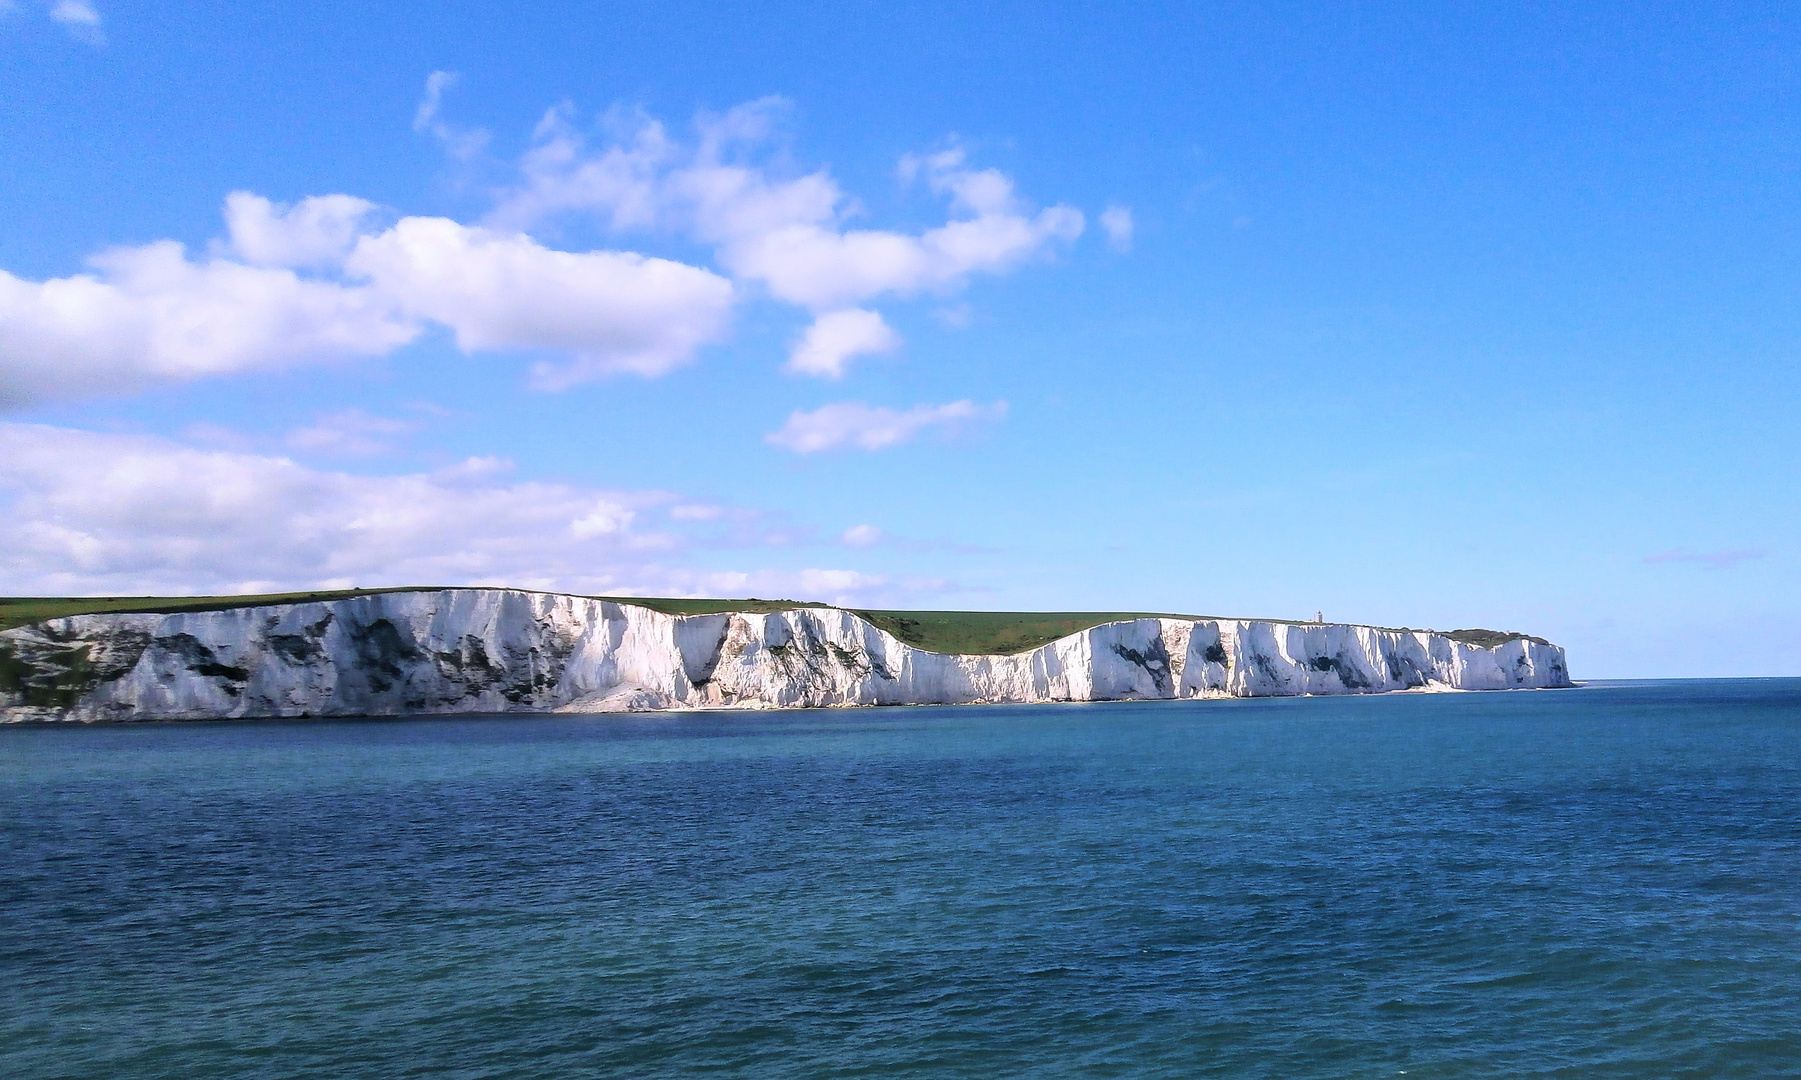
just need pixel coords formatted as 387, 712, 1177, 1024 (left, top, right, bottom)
0, 588, 1548, 656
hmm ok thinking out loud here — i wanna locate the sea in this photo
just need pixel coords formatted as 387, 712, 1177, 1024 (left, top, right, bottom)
2, 680, 1798, 1079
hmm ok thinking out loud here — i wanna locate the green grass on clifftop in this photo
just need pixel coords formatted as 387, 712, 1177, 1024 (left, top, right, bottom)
849, 609, 1187, 655
0, 588, 1542, 654
0, 590, 422, 634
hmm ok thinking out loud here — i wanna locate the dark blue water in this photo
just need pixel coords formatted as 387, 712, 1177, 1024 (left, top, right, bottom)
3, 681, 1799, 1079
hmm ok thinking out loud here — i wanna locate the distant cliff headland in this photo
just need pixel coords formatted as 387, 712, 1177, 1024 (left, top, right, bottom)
0, 588, 1572, 723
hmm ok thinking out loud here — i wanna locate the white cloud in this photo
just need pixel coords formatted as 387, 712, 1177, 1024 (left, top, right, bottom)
765, 399, 1007, 453
48, 0, 102, 44
787, 308, 899, 378
0, 194, 736, 405
841, 524, 884, 547
0, 240, 418, 407
714, 148, 1084, 311
223, 191, 380, 269
344, 217, 735, 384
490, 105, 1085, 312
0, 422, 933, 604
1099, 205, 1134, 252
0, 95, 1088, 409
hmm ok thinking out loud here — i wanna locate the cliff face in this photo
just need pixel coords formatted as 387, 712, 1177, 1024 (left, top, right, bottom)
0, 589, 1571, 723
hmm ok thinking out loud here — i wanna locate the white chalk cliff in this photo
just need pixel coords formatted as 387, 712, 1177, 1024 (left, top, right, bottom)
0, 589, 1571, 722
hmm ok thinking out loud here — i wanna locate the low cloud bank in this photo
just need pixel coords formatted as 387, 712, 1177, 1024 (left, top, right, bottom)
0, 422, 943, 605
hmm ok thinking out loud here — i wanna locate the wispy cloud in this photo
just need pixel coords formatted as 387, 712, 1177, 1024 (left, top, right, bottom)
285, 408, 422, 456
489, 100, 1084, 317
841, 524, 885, 547
412, 71, 489, 160
1644, 548, 1767, 570
765, 399, 1007, 453
48, 0, 103, 45
1099, 205, 1134, 252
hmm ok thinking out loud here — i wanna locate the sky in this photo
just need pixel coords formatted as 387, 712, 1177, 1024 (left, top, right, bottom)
2, 1, 1797, 678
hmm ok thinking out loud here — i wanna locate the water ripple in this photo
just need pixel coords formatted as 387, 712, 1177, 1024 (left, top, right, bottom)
2, 680, 1799, 1078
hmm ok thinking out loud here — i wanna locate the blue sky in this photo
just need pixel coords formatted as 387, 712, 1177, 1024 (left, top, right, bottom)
2, 1, 1797, 677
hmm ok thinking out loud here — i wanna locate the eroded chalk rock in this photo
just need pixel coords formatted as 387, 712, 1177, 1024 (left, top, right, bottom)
1, 590, 1572, 722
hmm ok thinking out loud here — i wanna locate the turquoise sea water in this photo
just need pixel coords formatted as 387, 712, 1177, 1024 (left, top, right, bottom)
2, 680, 1798, 1079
